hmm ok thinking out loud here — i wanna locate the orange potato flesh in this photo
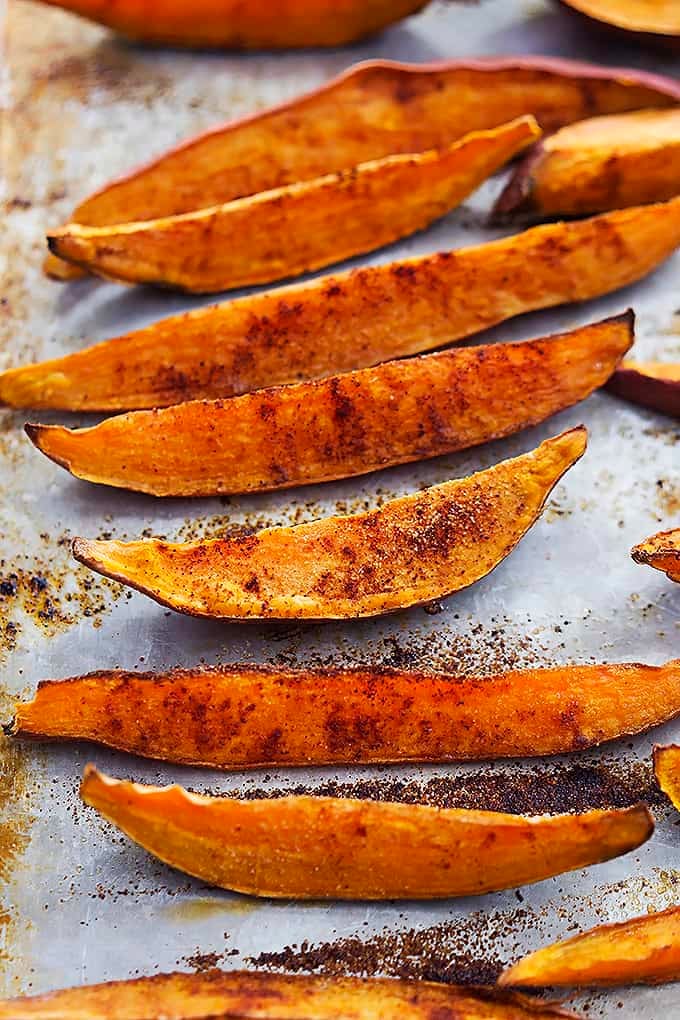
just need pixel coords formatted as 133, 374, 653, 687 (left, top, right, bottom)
499, 905, 680, 987
607, 359, 680, 418
558, 0, 680, 46
653, 744, 680, 808
70, 427, 586, 621
10, 659, 680, 769
8, 201, 680, 412
632, 529, 680, 583
53, 57, 680, 232
495, 109, 680, 219
47, 118, 538, 293
37, 0, 431, 48
0, 969, 578, 1020
79, 766, 653, 900
24, 315, 629, 497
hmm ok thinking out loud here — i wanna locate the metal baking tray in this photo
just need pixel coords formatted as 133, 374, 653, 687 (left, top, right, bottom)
2, 0, 679, 1013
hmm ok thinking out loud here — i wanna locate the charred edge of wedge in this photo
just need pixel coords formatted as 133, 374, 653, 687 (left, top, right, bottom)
606, 366, 680, 419
491, 141, 546, 220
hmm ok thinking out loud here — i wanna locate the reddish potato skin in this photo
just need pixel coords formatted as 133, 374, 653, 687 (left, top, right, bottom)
557, 1, 680, 52
607, 363, 680, 419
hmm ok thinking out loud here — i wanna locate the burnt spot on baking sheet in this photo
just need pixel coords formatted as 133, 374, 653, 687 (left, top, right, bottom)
0, 532, 127, 658
233, 757, 661, 817
249, 913, 512, 986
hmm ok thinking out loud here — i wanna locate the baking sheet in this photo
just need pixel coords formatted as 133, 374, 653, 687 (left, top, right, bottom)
2, 0, 680, 1012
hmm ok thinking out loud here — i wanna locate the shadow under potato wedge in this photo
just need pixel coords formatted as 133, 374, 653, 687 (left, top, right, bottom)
80, 766, 653, 900
47, 118, 539, 293
653, 743, 680, 808
500, 905, 680, 987
557, 0, 680, 50
0, 969, 579, 1020
10, 659, 680, 769
495, 109, 680, 220
36, 0, 431, 48
71, 428, 586, 621
607, 360, 680, 418
25, 315, 629, 497
632, 529, 680, 583
10, 201, 680, 412
44, 54, 680, 280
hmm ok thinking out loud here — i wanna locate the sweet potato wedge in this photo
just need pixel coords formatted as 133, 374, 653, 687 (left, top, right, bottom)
24, 316, 628, 497
10, 659, 680, 768
607, 360, 680, 418
495, 109, 680, 219
80, 766, 653, 900
0, 969, 578, 1020
557, 0, 680, 51
70, 427, 586, 620
653, 744, 680, 809
632, 529, 680, 583
36, 0, 431, 48
12, 202, 680, 412
500, 905, 680, 986
47, 118, 539, 293
44, 56, 680, 280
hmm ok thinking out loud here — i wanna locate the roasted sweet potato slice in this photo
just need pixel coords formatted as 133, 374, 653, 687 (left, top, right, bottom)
10, 659, 680, 768
607, 360, 680, 418
632, 529, 680, 583
44, 56, 680, 280
500, 905, 680, 986
47, 118, 538, 293
495, 109, 680, 219
25, 316, 628, 497
557, 0, 680, 50
0, 969, 578, 1020
80, 766, 652, 900
11, 202, 680, 412
36, 0, 431, 48
71, 428, 586, 620
653, 744, 680, 808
